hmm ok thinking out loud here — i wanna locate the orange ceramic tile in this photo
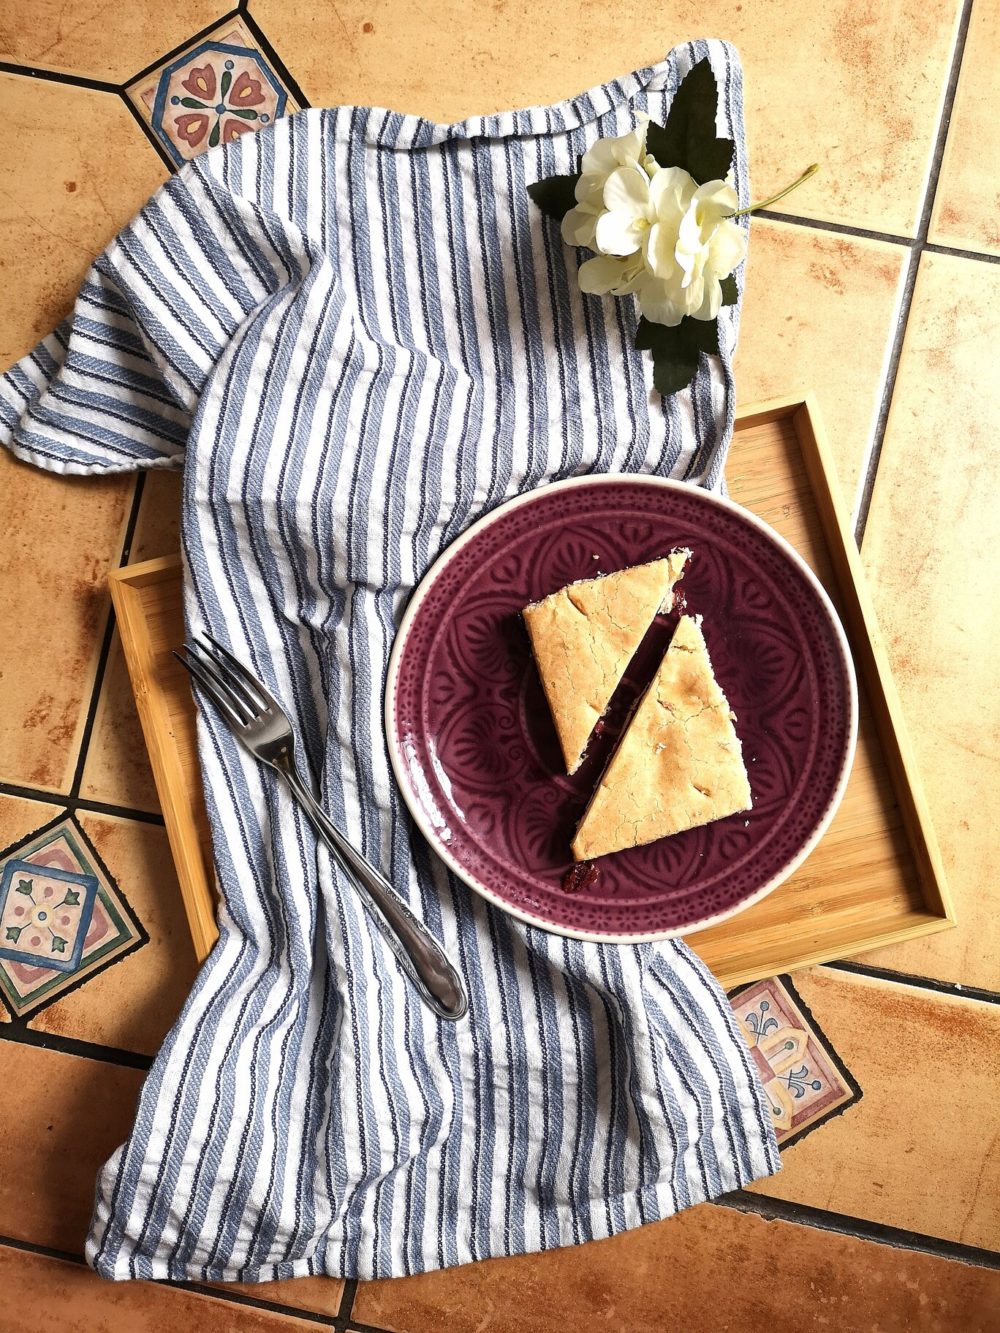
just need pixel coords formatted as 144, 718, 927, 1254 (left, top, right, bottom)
736, 219, 907, 514
854, 251, 999, 990
28, 813, 198, 1053
125, 17, 301, 168
353, 1198, 1000, 1333
0, 449, 132, 794
929, 0, 1000, 256
248, 0, 961, 234
223, 1275, 345, 1318
0, 1042, 143, 1252
0, 73, 167, 366
0, 1, 231, 84
749, 967, 1000, 1250
0, 1244, 327, 1332
131, 470, 183, 563
80, 472, 183, 813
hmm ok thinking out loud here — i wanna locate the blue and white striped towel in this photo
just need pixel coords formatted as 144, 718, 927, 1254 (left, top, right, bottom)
0, 39, 779, 1282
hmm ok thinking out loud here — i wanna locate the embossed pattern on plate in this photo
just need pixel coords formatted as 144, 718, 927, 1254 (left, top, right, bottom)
387, 477, 856, 941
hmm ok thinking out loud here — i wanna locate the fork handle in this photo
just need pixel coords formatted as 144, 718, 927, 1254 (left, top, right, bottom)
281, 769, 468, 1022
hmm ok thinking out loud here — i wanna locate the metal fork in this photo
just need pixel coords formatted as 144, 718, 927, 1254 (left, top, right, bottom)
174, 634, 468, 1022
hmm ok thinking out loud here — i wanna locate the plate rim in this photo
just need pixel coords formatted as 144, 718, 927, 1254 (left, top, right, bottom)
384, 474, 859, 944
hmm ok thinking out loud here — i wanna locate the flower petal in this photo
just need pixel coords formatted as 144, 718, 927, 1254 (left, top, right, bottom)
602, 165, 651, 215
594, 208, 644, 257
707, 218, 747, 276
577, 254, 632, 295
636, 275, 685, 327
561, 206, 600, 248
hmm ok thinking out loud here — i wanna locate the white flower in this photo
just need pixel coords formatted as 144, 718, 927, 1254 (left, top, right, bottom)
640, 170, 747, 326
560, 118, 657, 250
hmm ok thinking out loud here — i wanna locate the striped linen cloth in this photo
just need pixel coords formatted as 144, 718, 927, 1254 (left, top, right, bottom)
0, 39, 779, 1282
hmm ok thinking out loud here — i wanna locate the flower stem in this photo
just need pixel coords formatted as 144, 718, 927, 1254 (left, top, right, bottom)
730, 163, 819, 218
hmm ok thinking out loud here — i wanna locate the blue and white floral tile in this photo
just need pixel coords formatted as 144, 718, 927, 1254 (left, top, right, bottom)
730, 974, 862, 1147
126, 18, 302, 167
0, 816, 146, 1021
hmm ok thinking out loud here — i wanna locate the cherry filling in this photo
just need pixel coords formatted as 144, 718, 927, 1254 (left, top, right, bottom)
562, 861, 600, 894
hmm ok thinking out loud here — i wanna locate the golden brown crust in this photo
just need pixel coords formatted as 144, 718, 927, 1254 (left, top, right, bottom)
523, 552, 689, 774
572, 615, 751, 860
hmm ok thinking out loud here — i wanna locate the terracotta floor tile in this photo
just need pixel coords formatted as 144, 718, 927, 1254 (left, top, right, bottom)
223, 1275, 344, 1318
28, 813, 198, 1054
80, 472, 184, 813
853, 252, 1000, 990
131, 470, 184, 564
748, 967, 1000, 1250
0, 1, 230, 84
0, 1042, 143, 1252
0, 1245, 326, 1332
736, 219, 906, 513
248, 0, 960, 235
929, 0, 1000, 256
0, 449, 133, 794
0, 74, 167, 367
353, 1198, 1000, 1333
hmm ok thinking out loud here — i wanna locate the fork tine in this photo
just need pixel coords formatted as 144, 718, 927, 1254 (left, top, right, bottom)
176, 645, 254, 730
194, 634, 267, 716
199, 633, 279, 713
186, 641, 259, 725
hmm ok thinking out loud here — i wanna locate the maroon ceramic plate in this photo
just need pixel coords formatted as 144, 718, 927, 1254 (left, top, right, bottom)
385, 476, 857, 942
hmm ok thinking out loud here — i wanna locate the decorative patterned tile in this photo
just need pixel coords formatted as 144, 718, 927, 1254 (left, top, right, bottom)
0, 815, 146, 1021
30, 813, 198, 1056
748, 967, 1000, 1250
730, 975, 861, 1146
125, 18, 301, 167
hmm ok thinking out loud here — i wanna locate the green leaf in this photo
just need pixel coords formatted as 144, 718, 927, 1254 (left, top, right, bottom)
178, 96, 207, 110
527, 174, 581, 223
4, 926, 21, 943
221, 68, 232, 100
634, 316, 721, 397
50, 935, 67, 954
645, 58, 734, 185
15, 879, 33, 895
720, 274, 739, 306
63, 889, 80, 907
209, 119, 221, 150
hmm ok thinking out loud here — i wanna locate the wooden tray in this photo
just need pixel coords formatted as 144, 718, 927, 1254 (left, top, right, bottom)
108, 394, 954, 986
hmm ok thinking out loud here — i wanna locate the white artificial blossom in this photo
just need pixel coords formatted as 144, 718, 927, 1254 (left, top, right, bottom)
563, 120, 748, 328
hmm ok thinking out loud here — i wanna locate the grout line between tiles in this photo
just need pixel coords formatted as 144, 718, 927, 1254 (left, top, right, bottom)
852, 0, 975, 544
851, 243, 921, 543
755, 208, 918, 249
338, 1277, 359, 1323
721, 1192, 1000, 1270
178, 1278, 338, 1326
68, 476, 147, 801
0, 780, 164, 825
924, 240, 1000, 266
0, 61, 119, 92
0, 1022, 153, 1069
824, 960, 1000, 1006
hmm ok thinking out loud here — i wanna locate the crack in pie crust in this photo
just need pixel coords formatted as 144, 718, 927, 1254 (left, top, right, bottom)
523, 552, 689, 774
572, 614, 752, 861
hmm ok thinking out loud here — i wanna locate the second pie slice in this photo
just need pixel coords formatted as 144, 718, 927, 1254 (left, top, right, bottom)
523, 551, 689, 774
572, 614, 752, 861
